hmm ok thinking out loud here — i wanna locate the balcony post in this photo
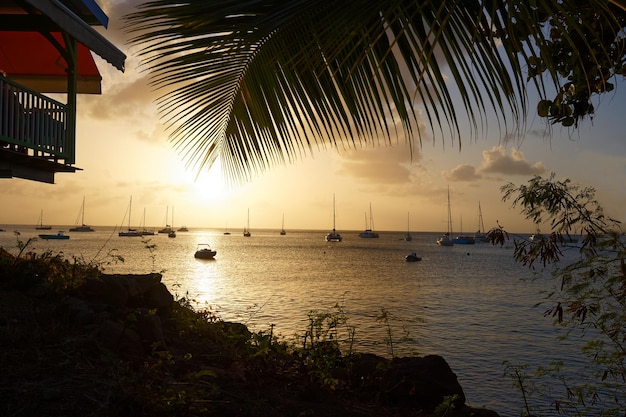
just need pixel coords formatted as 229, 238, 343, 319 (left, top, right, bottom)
65, 36, 77, 165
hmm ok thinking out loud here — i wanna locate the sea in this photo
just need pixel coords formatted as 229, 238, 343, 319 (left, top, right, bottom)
0, 226, 590, 416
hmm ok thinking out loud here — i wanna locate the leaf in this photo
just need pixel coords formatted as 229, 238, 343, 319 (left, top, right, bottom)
537, 100, 552, 117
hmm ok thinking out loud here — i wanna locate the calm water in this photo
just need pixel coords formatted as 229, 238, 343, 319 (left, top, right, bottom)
0, 227, 588, 416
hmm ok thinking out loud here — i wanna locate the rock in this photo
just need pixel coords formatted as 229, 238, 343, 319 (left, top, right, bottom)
349, 352, 388, 390
135, 310, 165, 349
99, 319, 144, 358
77, 273, 173, 314
383, 355, 466, 412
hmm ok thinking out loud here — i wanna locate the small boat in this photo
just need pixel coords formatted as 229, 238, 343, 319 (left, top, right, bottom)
358, 203, 379, 238
280, 213, 286, 235
69, 197, 95, 232
39, 231, 69, 240
437, 187, 454, 246
35, 210, 51, 230
325, 194, 342, 242
168, 230, 177, 238
178, 226, 189, 232
194, 243, 217, 259
405, 252, 422, 262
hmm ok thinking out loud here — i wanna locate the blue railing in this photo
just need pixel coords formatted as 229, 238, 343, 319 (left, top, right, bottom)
0, 76, 72, 164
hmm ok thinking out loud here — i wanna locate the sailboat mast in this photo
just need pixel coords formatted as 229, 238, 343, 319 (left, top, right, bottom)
81, 196, 85, 225
447, 186, 453, 237
333, 194, 336, 231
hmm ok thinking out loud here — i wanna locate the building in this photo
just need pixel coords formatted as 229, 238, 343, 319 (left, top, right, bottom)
0, 0, 125, 183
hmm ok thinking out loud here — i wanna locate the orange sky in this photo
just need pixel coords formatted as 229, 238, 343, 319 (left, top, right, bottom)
1, 1, 625, 234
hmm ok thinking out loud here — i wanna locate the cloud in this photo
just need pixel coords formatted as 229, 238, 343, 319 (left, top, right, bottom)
337, 143, 421, 185
479, 146, 547, 176
444, 145, 546, 183
446, 164, 481, 181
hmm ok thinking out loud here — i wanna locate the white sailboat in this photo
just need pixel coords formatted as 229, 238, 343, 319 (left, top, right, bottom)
69, 196, 94, 232
325, 194, 342, 242
358, 203, 379, 238
436, 187, 454, 246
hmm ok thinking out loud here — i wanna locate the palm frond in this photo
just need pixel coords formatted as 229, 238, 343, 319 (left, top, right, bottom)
124, 0, 621, 183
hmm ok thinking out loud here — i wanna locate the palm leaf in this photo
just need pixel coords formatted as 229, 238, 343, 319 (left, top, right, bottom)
124, 0, 620, 183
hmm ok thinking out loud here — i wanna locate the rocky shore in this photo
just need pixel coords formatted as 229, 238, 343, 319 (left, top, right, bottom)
0, 248, 501, 416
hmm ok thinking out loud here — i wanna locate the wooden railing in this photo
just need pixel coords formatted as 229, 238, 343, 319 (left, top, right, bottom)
0, 76, 72, 164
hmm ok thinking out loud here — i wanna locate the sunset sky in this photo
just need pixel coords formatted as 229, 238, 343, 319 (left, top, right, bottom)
1, 1, 625, 234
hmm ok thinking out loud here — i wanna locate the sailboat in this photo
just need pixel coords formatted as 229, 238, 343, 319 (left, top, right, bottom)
359, 203, 379, 238
158, 207, 173, 234
243, 208, 251, 237
138, 208, 155, 236
168, 207, 176, 238
69, 197, 95, 232
454, 214, 475, 244
436, 187, 454, 246
280, 213, 286, 235
325, 194, 342, 242
119, 196, 140, 237
35, 210, 51, 230
474, 201, 488, 242
405, 212, 412, 241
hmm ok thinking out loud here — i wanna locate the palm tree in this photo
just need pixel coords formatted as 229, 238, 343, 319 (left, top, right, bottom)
124, 1, 625, 183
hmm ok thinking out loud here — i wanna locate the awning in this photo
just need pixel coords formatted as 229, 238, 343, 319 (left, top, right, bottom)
25, 0, 125, 72
0, 31, 102, 94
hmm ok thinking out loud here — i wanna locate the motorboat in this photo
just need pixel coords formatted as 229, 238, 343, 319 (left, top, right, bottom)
39, 231, 69, 240
178, 226, 189, 232
405, 252, 422, 262
194, 244, 216, 259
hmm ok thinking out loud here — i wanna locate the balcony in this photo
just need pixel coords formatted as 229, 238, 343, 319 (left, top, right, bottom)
0, 0, 126, 184
0, 76, 75, 183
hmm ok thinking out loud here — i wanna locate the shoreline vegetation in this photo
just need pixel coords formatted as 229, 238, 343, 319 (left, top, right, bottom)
0, 246, 501, 417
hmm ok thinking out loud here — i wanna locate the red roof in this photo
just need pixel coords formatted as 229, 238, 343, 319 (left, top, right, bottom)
0, 31, 102, 94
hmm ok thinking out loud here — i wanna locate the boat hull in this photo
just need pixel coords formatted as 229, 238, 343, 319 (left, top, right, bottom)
39, 232, 69, 240
454, 236, 475, 244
